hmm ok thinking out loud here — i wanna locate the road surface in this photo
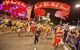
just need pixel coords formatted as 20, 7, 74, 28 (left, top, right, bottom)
0, 32, 71, 50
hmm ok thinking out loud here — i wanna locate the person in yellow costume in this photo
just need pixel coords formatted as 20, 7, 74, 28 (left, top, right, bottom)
36, 23, 41, 29
11, 20, 17, 31
2, 17, 9, 32
26, 23, 31, 36
15, 20, 22, 37
40, 24, 46, 39
12, 19, 16, 26
19, 20, 24, 29
16, 20, 20, 27
0, 24, 3, 29
3, 17, 9, 25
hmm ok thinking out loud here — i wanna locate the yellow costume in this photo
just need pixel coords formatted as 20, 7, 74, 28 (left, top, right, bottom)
3, 18, 9, 24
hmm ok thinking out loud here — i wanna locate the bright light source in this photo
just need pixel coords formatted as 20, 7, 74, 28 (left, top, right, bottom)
75, 4, 80, 8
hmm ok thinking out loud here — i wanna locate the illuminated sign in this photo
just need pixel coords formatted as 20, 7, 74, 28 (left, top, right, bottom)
3, 0, 26, 7
2, 0, 33, 19
34, 2, 70, 12
34, 1, 70, 19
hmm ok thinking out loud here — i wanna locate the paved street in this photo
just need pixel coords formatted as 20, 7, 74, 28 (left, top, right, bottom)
0, 32, 69, 50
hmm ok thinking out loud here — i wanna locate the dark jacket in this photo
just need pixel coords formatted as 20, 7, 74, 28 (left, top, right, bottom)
35, 29, 41, 39
76, 36, 80, 45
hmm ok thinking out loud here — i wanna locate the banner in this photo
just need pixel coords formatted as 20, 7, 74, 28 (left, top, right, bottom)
2, 0, 33, 19
34, 2, 70, 12
34, 2, 70, 18
27, 5, 33, 19
3, 0, 27, 8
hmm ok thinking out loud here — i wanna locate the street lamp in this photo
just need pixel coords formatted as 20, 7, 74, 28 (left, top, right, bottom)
75, 3, 80, 8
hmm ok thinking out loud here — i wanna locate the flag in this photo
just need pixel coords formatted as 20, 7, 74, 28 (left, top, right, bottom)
27, 4, 33, 19
55, 10, 69, 20
55, 12, 66, 20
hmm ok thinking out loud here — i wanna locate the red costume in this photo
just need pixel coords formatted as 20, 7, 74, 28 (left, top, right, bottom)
31, 25, 36, 33
53, 35, 60, 46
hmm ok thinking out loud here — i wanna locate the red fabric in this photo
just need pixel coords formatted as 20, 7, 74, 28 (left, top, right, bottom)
53, 36, 60, 46
31, 25, 36, 33
55, 10, 69, 20
3, 5, 10, 10
34, 2, 70, 13
2, 0, 19, 1
15, 7, 26, 13
34, 9, 45, 16
59, 32, 63, 35
10, 7, 26, 17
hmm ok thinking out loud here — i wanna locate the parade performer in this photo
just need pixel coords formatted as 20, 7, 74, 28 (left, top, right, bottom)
31, 24, 35, 33
50, 26, 61, 48
26, 23, 31, 36
41, 24, 46, 39
53, 34, 61, 47
31, 24, 36, 35
34, 27, 41, 44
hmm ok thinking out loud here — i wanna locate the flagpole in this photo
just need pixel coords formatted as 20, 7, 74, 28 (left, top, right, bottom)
77, 18, 79, 27
60, 18, 62, 25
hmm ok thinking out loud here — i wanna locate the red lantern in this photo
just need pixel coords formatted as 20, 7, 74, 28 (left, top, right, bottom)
34, 9, 45, 16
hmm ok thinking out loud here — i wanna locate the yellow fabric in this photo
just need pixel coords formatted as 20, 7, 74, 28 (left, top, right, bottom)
3, 19, 9, 24
56, 27, 60, 33
16, 21, 20, 26
27, 26, 31, 32
36, 23, 41, 29
12, 20, 16, 25
27, 6, 32, 18
0, 25, 3, 28
19, 23, 24, 28
11, 26, 16, 30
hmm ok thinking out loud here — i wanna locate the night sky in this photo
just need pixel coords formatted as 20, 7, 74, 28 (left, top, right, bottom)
0, 0, 80, 25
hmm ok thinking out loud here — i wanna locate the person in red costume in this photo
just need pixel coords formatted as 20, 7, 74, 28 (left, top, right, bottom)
53, 34, 61, 47
50, 26, 61, 49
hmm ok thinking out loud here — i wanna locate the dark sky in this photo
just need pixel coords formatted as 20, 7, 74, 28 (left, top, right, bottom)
0, 0, 80, 25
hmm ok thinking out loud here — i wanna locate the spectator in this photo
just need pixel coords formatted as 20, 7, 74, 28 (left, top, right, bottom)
76, 29, 80, 50
63, 28, 68, 43
68, 30, 77, 50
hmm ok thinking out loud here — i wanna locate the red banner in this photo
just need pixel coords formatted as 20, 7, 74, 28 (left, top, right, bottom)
34, 2, 70, 20
2, 0, 27, 8
34, 2, 70, 12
